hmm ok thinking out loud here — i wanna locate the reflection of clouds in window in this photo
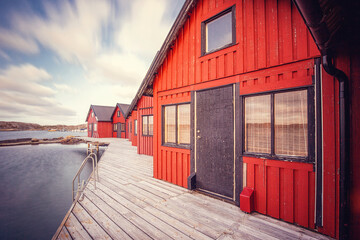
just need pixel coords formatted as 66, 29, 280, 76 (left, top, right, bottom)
245, 95, 271, 153
206, 12, 232, 52
149, 116, 153, 136
275, 90, 307, 156
165, 106, 176, 143
178, 104, 190, 144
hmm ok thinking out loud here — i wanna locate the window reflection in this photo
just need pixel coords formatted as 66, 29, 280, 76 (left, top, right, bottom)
245, 95, 271, 153
206, 11, 233, 52
178, 104, 190, 144
275, 90, 308, 156
165, 106, 176, 143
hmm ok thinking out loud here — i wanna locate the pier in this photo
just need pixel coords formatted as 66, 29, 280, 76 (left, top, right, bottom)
53, 138, 332, 240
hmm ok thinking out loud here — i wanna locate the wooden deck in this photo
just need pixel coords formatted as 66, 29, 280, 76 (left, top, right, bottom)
53, 138, 332, 240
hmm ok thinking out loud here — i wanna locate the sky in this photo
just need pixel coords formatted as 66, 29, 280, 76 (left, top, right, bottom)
0, 0, 185, 125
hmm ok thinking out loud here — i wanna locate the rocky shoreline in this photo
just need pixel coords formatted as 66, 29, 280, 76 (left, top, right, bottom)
0, 136, 108, 147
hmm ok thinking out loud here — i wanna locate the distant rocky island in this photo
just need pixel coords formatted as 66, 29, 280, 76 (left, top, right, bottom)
0, 121, 87, 131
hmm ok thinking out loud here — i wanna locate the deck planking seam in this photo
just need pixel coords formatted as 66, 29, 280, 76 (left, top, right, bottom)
85, 183, 178, 239
88, 180, 200, 240
79, 195, 134, 240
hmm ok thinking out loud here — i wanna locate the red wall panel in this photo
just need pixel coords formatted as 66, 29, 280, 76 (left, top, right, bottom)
244, 157, 315, 229
130, 111, 138, 146
137, 96, 154, 156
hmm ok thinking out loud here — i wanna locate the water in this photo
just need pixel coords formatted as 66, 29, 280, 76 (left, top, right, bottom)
0, 142, 104, 240
0, 130, 87, 141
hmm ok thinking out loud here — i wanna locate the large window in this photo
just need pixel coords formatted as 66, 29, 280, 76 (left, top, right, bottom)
244, 89, 311, 161
134, 120, 137, 136
94, 123, 97, 131
120, 123, 125, 132
201, 6, 235, 55
113, 123, 117, 132
142, 115, 153, 136
163, 103, 190, 147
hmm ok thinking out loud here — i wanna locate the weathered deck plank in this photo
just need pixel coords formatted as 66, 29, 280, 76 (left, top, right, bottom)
53, 138, 333, 240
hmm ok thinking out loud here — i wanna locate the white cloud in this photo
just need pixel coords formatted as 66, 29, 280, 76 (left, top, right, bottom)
0, 27, 39, 54
115, 0, 172, 58
0, 64, 76, 124
53, 83, 76, 93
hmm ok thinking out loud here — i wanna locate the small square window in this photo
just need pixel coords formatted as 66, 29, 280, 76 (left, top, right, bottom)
202, 6, 235, 55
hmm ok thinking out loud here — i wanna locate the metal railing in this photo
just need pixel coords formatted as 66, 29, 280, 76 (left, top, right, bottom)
72, 152, 99, 201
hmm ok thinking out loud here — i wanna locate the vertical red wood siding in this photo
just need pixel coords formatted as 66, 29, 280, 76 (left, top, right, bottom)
86, 109, 112, 138
112, 106, 126, 138
150, 0, 341, 237
137, 96, 154, 156
130, 111, 138, 146
125, 117, 130, 139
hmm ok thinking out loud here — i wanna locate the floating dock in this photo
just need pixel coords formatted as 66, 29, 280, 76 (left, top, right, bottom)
53, 138, 332, 240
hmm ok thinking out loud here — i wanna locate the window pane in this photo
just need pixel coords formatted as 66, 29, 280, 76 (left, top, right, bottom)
142, 116, 148, 135
121, 123, 125, 131
178, 104, 190, 144
245, 95, 271, 153
206, 11, 232, 52
134, 120, 137, 135
149, 116, 153, 136
164, 106, 176, 143
275, 90, 308, 156
94, 123, 97, 131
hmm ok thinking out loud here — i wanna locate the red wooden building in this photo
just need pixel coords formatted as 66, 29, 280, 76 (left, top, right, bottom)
125, 109, 138, 147
85, 105, 114, 138
129, 0, 360, 239
127, 95, 154, 156
111, 103, 129, 138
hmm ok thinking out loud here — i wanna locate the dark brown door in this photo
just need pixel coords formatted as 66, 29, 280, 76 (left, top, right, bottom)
117, 123, 121, 138
195, 85, 235, 199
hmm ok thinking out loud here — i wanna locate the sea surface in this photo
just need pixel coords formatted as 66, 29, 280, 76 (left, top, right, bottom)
0, 132, 104, 240
0, 130, 87, 141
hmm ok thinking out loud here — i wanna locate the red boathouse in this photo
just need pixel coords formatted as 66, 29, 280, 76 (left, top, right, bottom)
85, 105, 114, 138
127, 95, 154, 156
111, 103, 129, 138
125, 109, 138, 147
129, 0, 360, 239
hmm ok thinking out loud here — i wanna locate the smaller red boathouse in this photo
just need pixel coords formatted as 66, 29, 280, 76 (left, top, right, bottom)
111, 103, 129, 138
86, 105, 114, 138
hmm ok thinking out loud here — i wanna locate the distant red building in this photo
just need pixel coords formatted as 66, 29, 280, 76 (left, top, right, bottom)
125, 110, 138, 147
126, 96, 154, 156
111, 103, 129, 138
85, 105, 114, 138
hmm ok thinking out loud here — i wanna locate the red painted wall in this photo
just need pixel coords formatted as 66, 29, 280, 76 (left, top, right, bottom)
112, 106, 126, 138
137, 96, 154, 156
129, 111, 138, 146
86, 109, 112, 138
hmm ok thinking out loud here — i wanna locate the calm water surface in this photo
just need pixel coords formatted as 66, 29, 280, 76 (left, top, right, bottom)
0, 130, 87, 141
0, 138, 104, 240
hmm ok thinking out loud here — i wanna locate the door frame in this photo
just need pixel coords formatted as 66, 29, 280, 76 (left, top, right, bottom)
190, 83, 242, 205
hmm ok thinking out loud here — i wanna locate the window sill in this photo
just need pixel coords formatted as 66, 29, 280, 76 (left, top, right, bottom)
242, 152, 313, 164
201, 42, 237, 58
162, 143, 190, 150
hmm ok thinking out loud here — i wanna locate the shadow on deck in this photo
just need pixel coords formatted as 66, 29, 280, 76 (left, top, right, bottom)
53, 138, 332, 240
